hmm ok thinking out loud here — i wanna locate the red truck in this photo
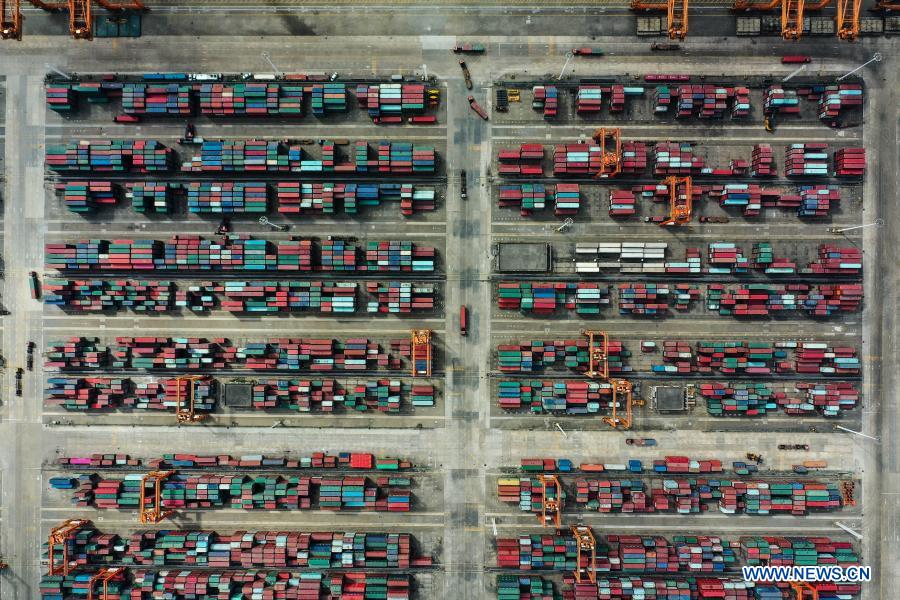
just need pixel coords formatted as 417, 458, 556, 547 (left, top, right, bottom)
782, 55, 811, 64
460, 306, 468, 336
467, 96, 488, 120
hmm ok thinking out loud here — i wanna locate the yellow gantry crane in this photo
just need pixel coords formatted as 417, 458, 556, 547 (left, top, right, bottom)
631, 0, 689, 39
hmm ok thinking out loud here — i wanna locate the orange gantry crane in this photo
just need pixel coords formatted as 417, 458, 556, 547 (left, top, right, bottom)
87, 567, 125, 600
174, 375, 208, 424
411, 329, 432, 377
660, 175, 693, 226
592, 128, 623, 178
537, 475, 562, 527
571, 525, 597, 583
836, 0, 863, 39
1, 0, 21, 39
48, 519, 90, 575
583, 331, 642, 429
732, 0, 835, 40
790, 582, 820, 600
1, 0, 145, 40
631, 0, 689, 39
139, 470, 175, 524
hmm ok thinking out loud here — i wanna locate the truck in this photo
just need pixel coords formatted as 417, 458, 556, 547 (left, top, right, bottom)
460, 170, 468, 200
467, 96, 488, 120
782, 55, 811, 64
651, 42, 681, 51
26, 342, 35, 371
113, 114, 140, 124
15, 368, 23, 397
459, 60, 473, 90
453, 43, 485, 54
572, 47, 604, 56
460, 305, 468, 336
29, 271, 41, 300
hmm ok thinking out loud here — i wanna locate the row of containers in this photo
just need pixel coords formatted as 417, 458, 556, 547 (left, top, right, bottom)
570, 242, 861, 276
47, 76, 439, 122
507, 81, 861, 124
495, 281, 862, 318
44, 280, 438, 315
46, 139, 438, 174
56, 180, 438, 216
497, 380, 859, 418
46, 377, 437, 413
496, 463, 855, 516
45, 237, 438, 273
497, 141, 865, 179
44, 336, 432, 372
494, 338, 860, 377
498, 182, 848, 219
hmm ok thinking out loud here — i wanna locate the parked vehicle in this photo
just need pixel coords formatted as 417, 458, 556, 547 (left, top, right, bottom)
626, 438, 658, 446
651, 43, 681, 51
572, 47, 604, 56
29, 271, 41, 299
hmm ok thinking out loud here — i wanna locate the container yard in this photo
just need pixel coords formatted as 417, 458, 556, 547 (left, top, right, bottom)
0, 5, 897, 600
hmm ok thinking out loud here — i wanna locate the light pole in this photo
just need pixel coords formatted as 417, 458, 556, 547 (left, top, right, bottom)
834, 425, 880, 443
259, 216, 288, 231
45, 64, 72, 80
421, 64, 428, 81
782, 64, 807, 82
828, 219, 883, 234
558, 53, 573, 81
837, 53, 883, 81
834, 522, 863, 540
554, 422, 568, 438
261, 52, 279, 74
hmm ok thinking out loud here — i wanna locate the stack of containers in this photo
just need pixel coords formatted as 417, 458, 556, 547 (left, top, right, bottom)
46, 140, 174, 173
498, 145, 544, 176
355, 83, 426, 121
797, 185, 841, 217
700, 382, 775, 417
365, 281, 435, 313
320, 239, 357, 271
707, 183, 766, 216
215, 281, 357, 314
653, 142, 705, 175
310, 83, 348, 115
818, 83, 863, 121
497, 380, 612, 415
552, 144, 601, 176
127, 182, 172, 213
551, 183, 580, 215
732, 87, 751, 117
496, 574, 557, 599
531, 86, 558, 119
618, 283, 672, 316
674, 84, 736, 118
496, 339, 626, 375
45, 338, 107, 369
498, 183, 547, 214
497, 282, 610, 315
833, 147, 865, 177
181, 140, 288, 172
609, 190, 636, 217
794, 342, 860, 375
808, 245, 862, 275
185, 181, 268, 213
121, 83, 192, 115
575, 86, 602, 113
785, 143, 829, 177
43, 279, 176, 312
707, 243, 751, 274
46, 377, 129, 411
750, 144, 776, 177
46, 84, 77, 112
763, 86, 800, 115
56, 181, 117, 212
751, 242, 796, 274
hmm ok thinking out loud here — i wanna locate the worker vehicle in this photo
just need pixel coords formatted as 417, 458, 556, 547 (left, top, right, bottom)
625, 438, 657, 446
764, 116, 775, 133
699, 215, 730, 223
29, 271, 40, 299
460, 305, 468, 336
746, 452, 764, 464
507, 89, 521, 103
460, 170, 468, 200
113, 114, 140, 124
650, 43, 681, 51
467, 96, 488, 120
572, 47, 604, 56
15, 368, 23, 397
781, 55, 811, 64
459, 60, 473, 90
216, 217, 232, 236
426, 88, 441, 107
778, 444, 810, 450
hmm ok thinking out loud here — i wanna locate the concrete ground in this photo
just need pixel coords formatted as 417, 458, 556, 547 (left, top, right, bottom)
0, 17, 896, 600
